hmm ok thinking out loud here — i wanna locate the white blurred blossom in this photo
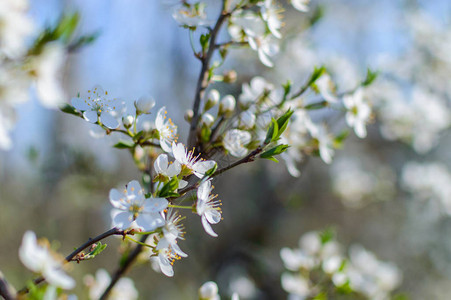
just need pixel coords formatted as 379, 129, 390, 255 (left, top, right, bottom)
84, 269, 138, 300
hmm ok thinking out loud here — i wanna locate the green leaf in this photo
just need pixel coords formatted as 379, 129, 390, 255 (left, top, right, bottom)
260, 144, 289, 159
200, 125, 212, 143
263, 156, 279, 163
113, 140, 135, 149
204, 163, 218, 177
319, 227, 335, 244
55, 13, 80, 43
132, 130, 144, 142
60, 104, 80, 116
88, 242, 107, 257
264, 118, 279, 144
308, 66, 326, 86
333, 130, 349, 148
158, 176, 179, 198
275, 109, 294, 139
361, 68, 378, 87
200, 33, 210, 51
304, 100, 328, 110
282, 80, 292, 99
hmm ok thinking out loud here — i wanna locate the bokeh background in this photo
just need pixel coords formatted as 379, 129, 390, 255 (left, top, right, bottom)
1, 0, 451, 299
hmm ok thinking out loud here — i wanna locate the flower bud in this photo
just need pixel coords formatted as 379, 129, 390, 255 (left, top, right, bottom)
199, 281, 219, 300
223, 70, 237, 83
201, 113, 215, 127
135, 95, 155, 114
122, 115, 134, 128
204, 89, 220, 111
219, 95, 236, 116
239, 111, 256, 129
184, 109, 194, 122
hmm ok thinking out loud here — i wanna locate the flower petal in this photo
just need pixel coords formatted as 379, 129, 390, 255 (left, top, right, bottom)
111, 210, 132, 230
100, 112, 119, 129
83, 110, 98, 123
71, 97, 90, 111
143, 197, 168, 213
201, 216, 218, 237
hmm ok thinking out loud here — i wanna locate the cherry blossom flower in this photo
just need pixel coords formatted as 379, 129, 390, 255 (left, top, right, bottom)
109, 180, 167, 231
19, 231, 75, 289
135, 95, 155, 114
308, 122, 334, 164
156, 246, 180, 277
315, 74, 338, 103
172, 2, 212, 28
71, 85, 124, 129
155, 106, 178, 153
172, 142, 216, 178
84, 269, 138, 300
156, 209, 187, 258
343, 89, 371, 138
196, 180, 222, 237
154, 154, 188, 189
261, 0, 283, 39
248, 34, 279, 67
223, 129, 252, 157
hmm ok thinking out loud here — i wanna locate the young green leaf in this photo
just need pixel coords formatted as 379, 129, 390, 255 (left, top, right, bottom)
361, 68, 378, 87
264, 118, 279, 144
260, 144, 289, 159
113, 140, 135, 149
60, 104, 80, 116
158, 176, 179, 198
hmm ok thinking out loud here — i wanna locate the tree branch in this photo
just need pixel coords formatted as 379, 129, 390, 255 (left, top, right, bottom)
17, 228, 125, 295
187, 3, 231, 149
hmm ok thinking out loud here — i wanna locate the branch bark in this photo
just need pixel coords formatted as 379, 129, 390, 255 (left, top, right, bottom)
187, 3, 230, 149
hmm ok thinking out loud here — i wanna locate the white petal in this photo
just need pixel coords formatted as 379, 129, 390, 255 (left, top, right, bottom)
205, 210, 221, 224
143, 198, 168, 213
154, 154, 169, 175
158, 254, 174, 277
172, 142, 186, 164
136, 213, 165, 231
127, 180, 143, 197
193, 160, 216, 178
197, 180, 212, 202
179, 180, 188, 189
258, 49, 274, 67
100, 112, 119, 129
71, 97, 90, 111
155, 106, 166, 129
201, 216, 218, 237
167, 161, 181, 177
111, 210, 132, 229
44, 268, 75, 289
171, 243, 188, 258
109, 189, 127, 209
83, 110, 98, 123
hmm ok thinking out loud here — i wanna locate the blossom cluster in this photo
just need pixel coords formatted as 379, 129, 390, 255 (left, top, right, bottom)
0, 3, 92, 150
171, 0, 310, 67
280, 231, 402, 299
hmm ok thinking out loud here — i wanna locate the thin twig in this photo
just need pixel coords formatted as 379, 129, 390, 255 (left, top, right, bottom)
187, 1, 230, 149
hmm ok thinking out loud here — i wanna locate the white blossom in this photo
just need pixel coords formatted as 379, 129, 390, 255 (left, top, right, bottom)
172, 142, 216, 178
315, 74, 338, 103
248, 34, 279, 67
19, 231, 75, 289
223, 129, 252, 157
71, 85, 124, 129
156, 209, 187, 258
172, 2, 212, 28
219, 95, 236, 116
343, 89, 371, 138
84, 269, 138, 300
261, 0, 283, 39
135, 95, 155, 114
109, 180, 167, 231
155, 106, 178, 153
197, 180, 222, 237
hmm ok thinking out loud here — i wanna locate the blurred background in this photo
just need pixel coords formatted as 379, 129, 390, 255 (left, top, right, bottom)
1, 0, 451, 299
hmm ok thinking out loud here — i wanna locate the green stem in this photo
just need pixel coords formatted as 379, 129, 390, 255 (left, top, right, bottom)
125, 236, 154, 248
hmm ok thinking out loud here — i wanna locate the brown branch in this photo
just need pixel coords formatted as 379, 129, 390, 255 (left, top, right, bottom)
187, 1, 231, 149
17, 228, 125, 295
